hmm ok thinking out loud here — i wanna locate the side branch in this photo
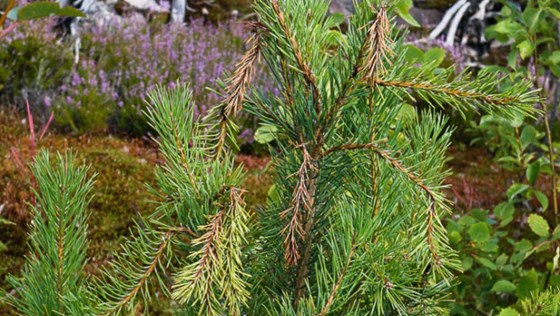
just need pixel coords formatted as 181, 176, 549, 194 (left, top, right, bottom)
280, 146, 314, 266
168, 107, 200, 197
192, 211, 224, 281
172, 186, 250, 314
102, 231, 174, 316
220, 188, 251, 314
223, 32, 261, 117
324, 142, 443, 263
372, 148, 443, 264
318, 240, 357, 316
359, 7, 393, 82
373, 79, 519, 107
271, 0, 321, 113
213, 119, 230, 161
174, 210, 224, 300
292, 145, 320, 307
320, 7, 392, 137
212, 26, 262, 160
172, 206, 228, 316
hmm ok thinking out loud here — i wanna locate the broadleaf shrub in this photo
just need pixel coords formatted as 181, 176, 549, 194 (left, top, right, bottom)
449, 1, 560, 313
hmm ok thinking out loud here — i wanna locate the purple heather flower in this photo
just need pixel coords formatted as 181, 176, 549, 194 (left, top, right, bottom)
239, 128, 254, 144
43, 96, 52, 107
71, 72, 82, 86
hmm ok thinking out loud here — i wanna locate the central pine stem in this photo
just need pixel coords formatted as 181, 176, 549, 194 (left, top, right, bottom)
293, 146, 322, 307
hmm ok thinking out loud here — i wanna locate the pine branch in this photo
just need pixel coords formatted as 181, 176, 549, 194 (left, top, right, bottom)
359, 6, 394, 82
147, 80, 250, 314
145, 84, 202, 197
323, 142, 446, 266
209, 26, 262, 160
173, 209, 224, 311
382, 150, 441, 249
219, 188, 251, 315
318, 239, 357, 316
293, 146, 321, 308
172, 186, 251, 315
194, 24, 267, 163
320, 5, 391, 137
373, 67, 540, 119
373, 145, 455, 275
375, 79, 519, 106
169, 105, 200, 197
223, 30, 262, 118
280, 146, 314, 266
213, 119, 230, 161
270, 0, 321, 114
93, 223, 175, 315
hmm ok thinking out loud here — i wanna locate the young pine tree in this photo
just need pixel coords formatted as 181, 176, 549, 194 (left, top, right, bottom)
5, 151, 94, 315
4, 0, 539, 315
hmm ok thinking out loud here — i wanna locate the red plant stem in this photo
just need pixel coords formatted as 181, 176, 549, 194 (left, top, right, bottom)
0, 22, 18, 39
39, 113, 54, 140
25, 100, 38, 207
27, 100, 36, 158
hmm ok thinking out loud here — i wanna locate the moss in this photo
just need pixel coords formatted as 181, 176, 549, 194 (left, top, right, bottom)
236, 154, 273, 209
77, 146, 158, 260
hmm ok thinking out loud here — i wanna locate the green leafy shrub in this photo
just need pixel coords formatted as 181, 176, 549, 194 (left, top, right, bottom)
448, 125, 560, 314
484, 0, 560, 213
450, 2, 560, 314
2, 0, 539, 314
448, 205, 560, 315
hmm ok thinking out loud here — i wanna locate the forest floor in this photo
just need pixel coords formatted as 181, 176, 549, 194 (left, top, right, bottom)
0, 109, 541, 313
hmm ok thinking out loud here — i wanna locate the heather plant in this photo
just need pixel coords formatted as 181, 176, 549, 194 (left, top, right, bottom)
2, 0, 540, 315
61, 18, 261, 135
1, 17, 275, 137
